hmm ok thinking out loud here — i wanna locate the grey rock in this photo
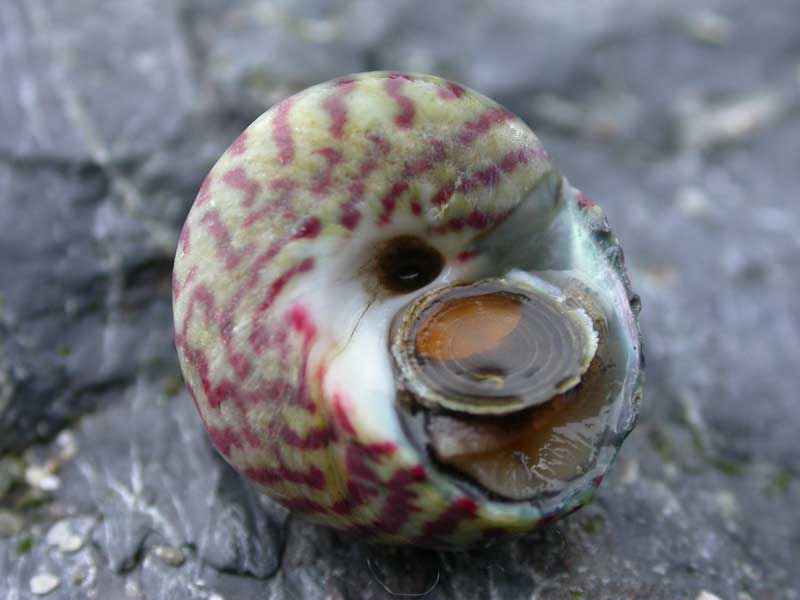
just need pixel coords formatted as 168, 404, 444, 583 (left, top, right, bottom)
56, 379, 287, 577
197, 465, 288, 578
0, 0, 194, 163
1, 0, 799, 598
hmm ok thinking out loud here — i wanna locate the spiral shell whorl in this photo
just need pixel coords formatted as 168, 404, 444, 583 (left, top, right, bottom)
173, 72, 608, 545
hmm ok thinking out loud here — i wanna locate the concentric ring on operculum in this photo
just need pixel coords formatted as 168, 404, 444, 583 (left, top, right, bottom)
390, 279, 598, 415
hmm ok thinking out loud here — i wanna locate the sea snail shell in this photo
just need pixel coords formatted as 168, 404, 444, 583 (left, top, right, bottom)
173, 72, 643, 547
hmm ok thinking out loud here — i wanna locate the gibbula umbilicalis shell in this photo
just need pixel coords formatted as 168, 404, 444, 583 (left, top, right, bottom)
173, 72, 643, 547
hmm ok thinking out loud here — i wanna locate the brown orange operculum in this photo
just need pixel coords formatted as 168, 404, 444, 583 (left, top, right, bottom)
391, 278, 598, 416
415, 293, 523, 361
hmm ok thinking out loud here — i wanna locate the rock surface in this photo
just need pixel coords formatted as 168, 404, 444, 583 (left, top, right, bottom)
1, 0, 799, 598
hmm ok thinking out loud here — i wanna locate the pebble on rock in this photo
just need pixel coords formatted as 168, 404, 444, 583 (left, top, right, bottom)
29, 573, 60, 596
153, 545, 185, 567
46, 521, 84, 553
24, 466, 61, 492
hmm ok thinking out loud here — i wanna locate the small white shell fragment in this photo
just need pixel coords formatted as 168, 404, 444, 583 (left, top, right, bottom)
55, 430, 79, 461
24, 465, 60, 492
696, 591, 723, 600
30, 573, 60, 596
46, 521, 84, 553
684, 11, 735, 46
125, 579, 143, 597
153, 545, 185, 567
38, 474, 61, 492
61, 535, 84, 553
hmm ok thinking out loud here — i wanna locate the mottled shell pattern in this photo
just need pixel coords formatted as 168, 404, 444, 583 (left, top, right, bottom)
173, 72, 643, 547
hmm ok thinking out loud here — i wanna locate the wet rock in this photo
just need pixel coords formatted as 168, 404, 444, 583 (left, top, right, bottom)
55, 379, 287, 578
1, 0, 799, 598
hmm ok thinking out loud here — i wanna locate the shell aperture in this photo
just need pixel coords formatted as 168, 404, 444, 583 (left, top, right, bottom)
172, 72, 643, 547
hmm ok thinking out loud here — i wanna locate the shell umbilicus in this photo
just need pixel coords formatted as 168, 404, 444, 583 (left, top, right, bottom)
172, 72, 643, 547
